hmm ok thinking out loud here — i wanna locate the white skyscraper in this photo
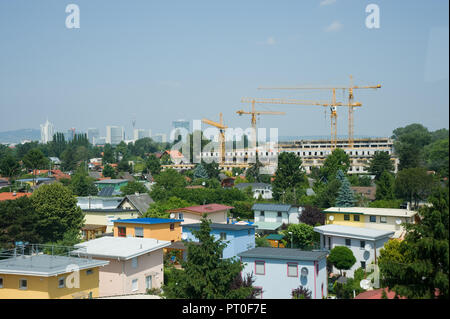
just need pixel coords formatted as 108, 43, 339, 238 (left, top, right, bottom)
87, 128, 100, 145
106, 126, 125, 145
133, 129, 151, 141
40, 119, 54, 144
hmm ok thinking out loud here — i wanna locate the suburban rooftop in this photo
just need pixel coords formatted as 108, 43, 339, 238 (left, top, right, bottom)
0, 254, 109, 277
168, 203, 234, 214
237, 247, 328, 261
113, 217, 183, 224
314, 224, 395, 240
73, 237, 171, 260
251, 203, 292, 212
183, 223, 256, 230
323, 207, 417, 217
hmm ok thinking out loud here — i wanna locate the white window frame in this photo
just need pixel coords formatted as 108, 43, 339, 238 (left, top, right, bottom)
145, 275, 152, 290
380, 216, 387, 223
131, 279, 138, 292
287, 263, 298, 277
132, 257, 138, 268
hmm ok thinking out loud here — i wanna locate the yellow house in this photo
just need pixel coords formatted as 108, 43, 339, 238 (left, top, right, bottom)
82, 208, 140, 234
0, 254, 109, 299
322, 207, 418, 238
113, 218, 183, 242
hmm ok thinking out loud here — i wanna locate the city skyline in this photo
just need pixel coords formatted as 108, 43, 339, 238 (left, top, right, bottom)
0, 1, 448, 138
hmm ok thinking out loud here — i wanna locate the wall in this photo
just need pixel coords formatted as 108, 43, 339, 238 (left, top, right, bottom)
95, 250, 164, 297
325, 213, 413, 234
84, 211, 137, 233
325, 213, 364, 227
113, 222, 182, 242
175, 211, 228, 225
0, 268, 101, 299
240, 257, 327, 299
254, 210, 289, 224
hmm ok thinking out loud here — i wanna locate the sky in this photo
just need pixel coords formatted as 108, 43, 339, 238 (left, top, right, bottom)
0, 0, 448, 140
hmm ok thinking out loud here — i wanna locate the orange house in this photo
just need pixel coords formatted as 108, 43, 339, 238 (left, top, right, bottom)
113, 218, 183, 242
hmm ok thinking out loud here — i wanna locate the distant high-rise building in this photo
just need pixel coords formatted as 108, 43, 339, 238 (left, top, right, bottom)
87, 128, 100, 145
64, 128, 76, 142
95, 137, 106, 145
133, 129, 151, 141
106, 126, 125, 145
171, 119, 190, 142
40, 119, 54, 144
153, 133, 167, 143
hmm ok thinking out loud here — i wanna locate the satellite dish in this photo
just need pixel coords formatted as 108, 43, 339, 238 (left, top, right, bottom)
395, 219, 402, 225
170, 213, 175, 219
329, 215, 335, 221
181, 233, 188, 240
301, 267, 309, 277
360, 279, 371, 290
364, 243, 372, 251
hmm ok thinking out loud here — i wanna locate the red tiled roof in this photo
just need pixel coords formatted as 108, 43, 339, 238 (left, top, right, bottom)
355, 288, 406, 299
0, 192, 32, 201
169, 203, 234, 215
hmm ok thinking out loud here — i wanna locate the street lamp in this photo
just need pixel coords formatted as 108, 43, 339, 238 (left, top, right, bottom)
288, 231, 293, 249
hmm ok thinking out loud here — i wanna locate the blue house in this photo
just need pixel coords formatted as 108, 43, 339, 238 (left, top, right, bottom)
182, 223, 256, 259
238, 247, 328, 299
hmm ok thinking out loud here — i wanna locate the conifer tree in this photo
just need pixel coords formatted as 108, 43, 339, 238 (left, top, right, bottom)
193, 163, 209, 179
336, 175, 356, 207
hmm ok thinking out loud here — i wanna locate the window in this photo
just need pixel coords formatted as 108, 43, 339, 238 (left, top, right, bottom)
118, 226, 126, 237
353, 215, 360, 222
135, 227, 144, 238
178, 213, 184, 220
345, 239, 351, 246
369, 216, 376, 223
255, 261, 265, 275
316, 263, 319, 275
132, 257, 138, 268
0, 277, 3, 288
380, 216, 387, 223
220, 232, 227, 240
170, 223, 175, 231
132, 279, 138, 292
344, 214, 350, 221
260, 211, 265, 216
19, 279, 27, 290
287, 263, 298, 277
360, 240, 366, 249
58, 277, 65, 288
86, 269, 94, 275
361, 261, 366, 269
277, 212, 282, 217
145, 276, 152, 290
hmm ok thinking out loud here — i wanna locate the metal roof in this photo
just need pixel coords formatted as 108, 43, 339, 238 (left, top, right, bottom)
313, 224, 395, 240
73, 237, 171, 260
235, 183, 272, 190
266, 234, 285, 240
94, 179, 128, 184
0, 254, 109, 277
182, 223, 256, 231
98, 187, 115, 197
238, 247, 328, 261
113, 217, 183, 225
251, 203, 292, 212
253, 221, 283, 231
323, 207, 417, 217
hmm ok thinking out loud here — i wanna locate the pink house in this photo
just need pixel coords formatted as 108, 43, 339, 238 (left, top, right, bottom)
74, 237, 170, 297
168, 203, 234, 225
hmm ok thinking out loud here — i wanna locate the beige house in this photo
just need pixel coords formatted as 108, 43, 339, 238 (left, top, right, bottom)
82, 208, 140, 234
168, 203, 234, 225
323, 207, 418, 239
74, 237, 170, 297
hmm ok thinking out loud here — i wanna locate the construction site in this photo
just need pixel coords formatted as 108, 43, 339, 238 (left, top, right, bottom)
164, 75, 398, 175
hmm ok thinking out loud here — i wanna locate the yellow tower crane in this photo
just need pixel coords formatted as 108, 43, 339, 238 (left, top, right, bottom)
202, 113, 228, 165
236, 99, 285, 150
241, 95, 362, 149
258, 75, 381, 148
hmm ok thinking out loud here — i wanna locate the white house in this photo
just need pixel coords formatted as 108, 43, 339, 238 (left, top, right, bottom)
314, 224, 394, 277
235, 183, 273, 199
252, 203, 301, 234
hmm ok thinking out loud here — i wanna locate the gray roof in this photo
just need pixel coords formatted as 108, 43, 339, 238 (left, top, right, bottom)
73, 237, 171, 260
94, 179, 128, 184
82, 208, 138, 213
119, 193, 154, 214
252, 203, 292, 212
98, 187, 115, 197
238, 247, 328, 261
0, 254, 109, 277
183, 223, 256, 231
313, 224, 395, 240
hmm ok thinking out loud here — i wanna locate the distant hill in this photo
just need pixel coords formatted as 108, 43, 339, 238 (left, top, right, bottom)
0, 129, 40, 144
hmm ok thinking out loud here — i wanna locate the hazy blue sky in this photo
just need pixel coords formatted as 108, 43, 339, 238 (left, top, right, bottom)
0, 0, 448, 139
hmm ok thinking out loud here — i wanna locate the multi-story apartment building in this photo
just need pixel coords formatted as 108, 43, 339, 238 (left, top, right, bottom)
106, 126, 125, 145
